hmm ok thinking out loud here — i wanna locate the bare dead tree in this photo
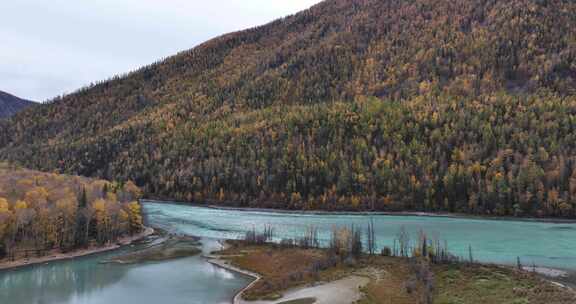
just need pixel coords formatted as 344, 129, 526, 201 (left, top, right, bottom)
397, 226, 410, 257
366, 218, 376, 255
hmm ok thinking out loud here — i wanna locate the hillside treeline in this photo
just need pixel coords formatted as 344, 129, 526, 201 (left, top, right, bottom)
157, 94, 576, 217
0, 164, 143, 260
3, 94, 576, 217
0, 0, 575, 217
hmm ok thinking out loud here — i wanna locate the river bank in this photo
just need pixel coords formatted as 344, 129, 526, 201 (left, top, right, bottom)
206, 248, 370, 304
207, 258, 264, 304
0, 227, 154, 271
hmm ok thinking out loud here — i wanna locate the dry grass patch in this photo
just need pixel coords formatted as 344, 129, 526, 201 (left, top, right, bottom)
434, 264, 576, 304
356, 256, 424, 304
219, 242, 349, 301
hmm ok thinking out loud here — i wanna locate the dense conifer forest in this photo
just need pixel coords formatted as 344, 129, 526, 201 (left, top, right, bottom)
1, 0, 576, 217
0, 164, 142, 260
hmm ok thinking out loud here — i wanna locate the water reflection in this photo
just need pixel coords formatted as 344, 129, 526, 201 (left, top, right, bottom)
0, 254, 128, 304
0, 240, 251, 304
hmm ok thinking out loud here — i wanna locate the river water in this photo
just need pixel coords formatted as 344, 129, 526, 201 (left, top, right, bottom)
144, 201, 576, 270
1, 200, 575, 304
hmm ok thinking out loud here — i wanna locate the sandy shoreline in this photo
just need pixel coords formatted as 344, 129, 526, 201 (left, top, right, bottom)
205, 254, 369, 304
0, 227, 154, 271
523, 266, 570, 278
531, 268, 576, 292
206, 257, 263, 304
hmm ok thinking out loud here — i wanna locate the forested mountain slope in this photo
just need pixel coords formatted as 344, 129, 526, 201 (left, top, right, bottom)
1, 0, 576, 217
0, 91, 35, 119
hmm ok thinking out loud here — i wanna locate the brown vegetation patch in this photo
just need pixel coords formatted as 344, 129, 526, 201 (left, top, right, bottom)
219, 241, 348, 301
434, 264, 576, 304
356, 257, 421, 304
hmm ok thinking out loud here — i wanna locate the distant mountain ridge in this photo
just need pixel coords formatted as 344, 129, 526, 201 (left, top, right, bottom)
0, 91, 35, 119
1, 0, 576, 217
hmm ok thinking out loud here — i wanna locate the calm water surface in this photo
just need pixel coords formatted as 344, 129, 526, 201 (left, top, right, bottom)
0, 237, 250, 304
2, 200, 575, 304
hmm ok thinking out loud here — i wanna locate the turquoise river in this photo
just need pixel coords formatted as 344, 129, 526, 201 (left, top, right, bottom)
1, 200, 575, 304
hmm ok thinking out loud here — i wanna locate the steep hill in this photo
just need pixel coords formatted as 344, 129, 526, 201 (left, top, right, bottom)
0, 91, 35, 119
1, 0, 576, 217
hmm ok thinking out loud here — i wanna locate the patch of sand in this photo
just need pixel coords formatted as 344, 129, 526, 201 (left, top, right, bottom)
522, 266, 568, 278
207, 257, 369, 304
239, 276, 369, 304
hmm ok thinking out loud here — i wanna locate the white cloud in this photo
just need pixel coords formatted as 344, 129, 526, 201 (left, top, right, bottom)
0, 0, 321, 101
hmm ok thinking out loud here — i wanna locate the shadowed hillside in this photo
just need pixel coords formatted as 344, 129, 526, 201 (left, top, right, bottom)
1, 0, 576, 217
0, 91, 35, 119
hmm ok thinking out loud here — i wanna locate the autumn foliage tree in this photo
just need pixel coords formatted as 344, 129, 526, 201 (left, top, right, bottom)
0, 163, 143, 260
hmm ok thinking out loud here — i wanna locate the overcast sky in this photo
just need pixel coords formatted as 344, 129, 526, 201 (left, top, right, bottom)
0, 0, 321, 102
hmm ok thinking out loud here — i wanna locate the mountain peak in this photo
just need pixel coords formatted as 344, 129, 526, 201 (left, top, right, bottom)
0, 91, 35, 119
